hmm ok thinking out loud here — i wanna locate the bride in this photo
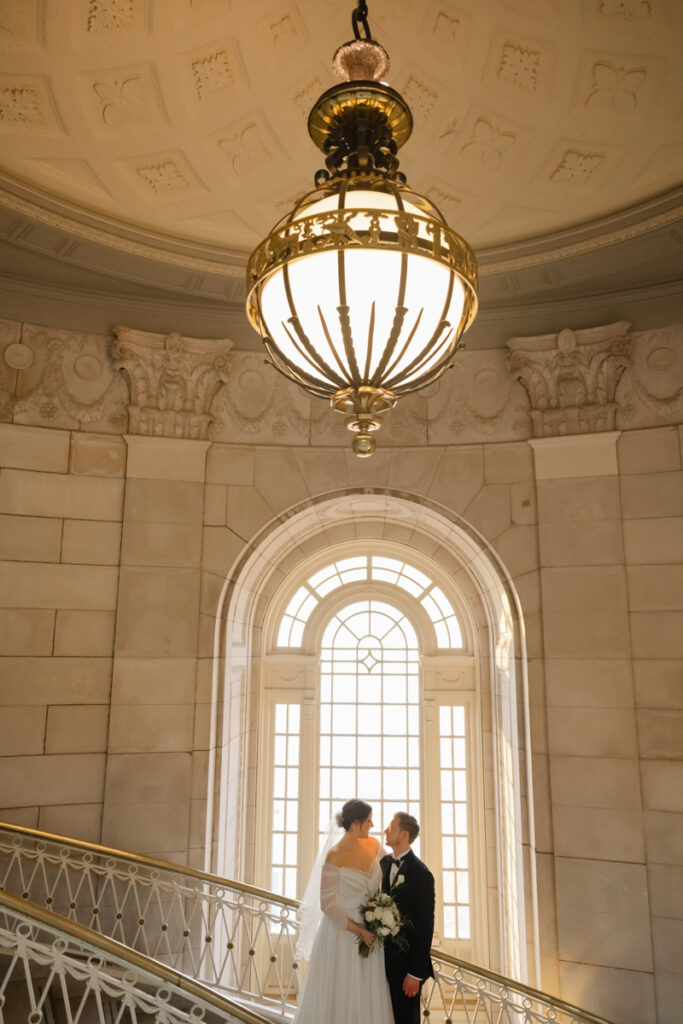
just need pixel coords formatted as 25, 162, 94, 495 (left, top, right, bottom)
293, 799, 394, 1023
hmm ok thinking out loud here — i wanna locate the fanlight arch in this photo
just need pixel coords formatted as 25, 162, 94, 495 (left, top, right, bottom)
208, 490, 538, 985
267, 545, 472, 654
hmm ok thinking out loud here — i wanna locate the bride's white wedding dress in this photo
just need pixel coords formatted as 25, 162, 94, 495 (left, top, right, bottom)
293, 853, 394, 1023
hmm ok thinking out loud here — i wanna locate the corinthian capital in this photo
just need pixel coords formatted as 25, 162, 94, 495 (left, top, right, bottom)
507, 321, 632, 437
112, 326, 233, 439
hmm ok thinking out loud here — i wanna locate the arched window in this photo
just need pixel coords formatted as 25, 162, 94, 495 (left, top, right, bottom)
258, 543, 487, 961
318, 599, 421, 846
277, 555, 463, 650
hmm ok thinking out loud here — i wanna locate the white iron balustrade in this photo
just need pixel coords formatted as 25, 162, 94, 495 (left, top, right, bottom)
0, 823, 614, 1024
0, 825, 299, 1018
0, 890, 272, 1024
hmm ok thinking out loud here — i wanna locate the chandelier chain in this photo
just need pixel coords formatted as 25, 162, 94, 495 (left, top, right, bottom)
352, 0, 371, 40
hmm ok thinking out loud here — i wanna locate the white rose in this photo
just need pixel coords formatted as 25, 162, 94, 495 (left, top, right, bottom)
365, 911, 373, 922
373, 908, 383, 920
380, 926, 390, 936
382, 910, 394, 925
391, 926, 399, 935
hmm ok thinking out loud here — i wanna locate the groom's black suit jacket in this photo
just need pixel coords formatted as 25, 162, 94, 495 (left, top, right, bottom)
380, 849, 435, 985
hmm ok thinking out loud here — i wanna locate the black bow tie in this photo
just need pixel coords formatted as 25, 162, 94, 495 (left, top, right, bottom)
391, 858, 403, 867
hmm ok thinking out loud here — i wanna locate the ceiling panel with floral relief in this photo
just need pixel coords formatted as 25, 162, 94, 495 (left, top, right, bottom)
0, 0, 680, 260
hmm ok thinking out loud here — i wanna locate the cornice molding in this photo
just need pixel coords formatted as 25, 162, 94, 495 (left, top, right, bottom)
1, 270, 681, 358
0, 171, 681, 281
479, 189, 683, 275
0, 176, 245, 278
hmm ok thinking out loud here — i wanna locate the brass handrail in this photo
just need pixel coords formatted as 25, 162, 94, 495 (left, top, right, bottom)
0, 820, 617, 1024
0, 820, 298, 908
0, 889, 271, 1024
427, 951, 617, 1024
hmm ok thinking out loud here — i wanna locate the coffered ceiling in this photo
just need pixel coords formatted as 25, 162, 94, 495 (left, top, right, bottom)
0, 0, 681, 346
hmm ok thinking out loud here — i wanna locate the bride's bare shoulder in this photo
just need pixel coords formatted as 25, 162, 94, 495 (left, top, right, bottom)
325, 844, 342, 866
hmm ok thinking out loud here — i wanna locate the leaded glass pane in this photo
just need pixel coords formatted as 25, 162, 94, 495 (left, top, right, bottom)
277, 556, 463, 650
440, 705, 471, 940
401, 564, 431, 589
394, 576, 424, 598
270, 703, 301, 899
287, 586, 310, 617
319, 598, 420, 845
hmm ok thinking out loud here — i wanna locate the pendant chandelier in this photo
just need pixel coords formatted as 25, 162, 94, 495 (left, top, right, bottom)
246, 1, 478, 456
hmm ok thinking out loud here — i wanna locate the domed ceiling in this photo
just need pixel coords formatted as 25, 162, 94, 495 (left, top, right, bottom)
0, 0, 681, 345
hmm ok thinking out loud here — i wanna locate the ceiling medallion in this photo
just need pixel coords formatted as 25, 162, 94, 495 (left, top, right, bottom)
246, 1, 478, 456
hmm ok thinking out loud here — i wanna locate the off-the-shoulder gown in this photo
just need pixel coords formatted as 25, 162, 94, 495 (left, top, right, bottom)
293, 853, 394, 1023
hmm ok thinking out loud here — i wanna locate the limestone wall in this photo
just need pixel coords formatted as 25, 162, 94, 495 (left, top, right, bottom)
0, 316, 682, 1024
0, 424, 124, 839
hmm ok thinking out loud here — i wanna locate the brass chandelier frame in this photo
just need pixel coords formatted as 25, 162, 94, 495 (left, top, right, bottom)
246, 203, 478, 399
245, 0, 478, 455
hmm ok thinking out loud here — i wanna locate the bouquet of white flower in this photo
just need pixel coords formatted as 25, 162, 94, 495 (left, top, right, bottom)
356, 886, 410, 958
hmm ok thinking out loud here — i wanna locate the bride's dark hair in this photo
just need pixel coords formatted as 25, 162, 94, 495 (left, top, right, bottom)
336, 799, 372, 831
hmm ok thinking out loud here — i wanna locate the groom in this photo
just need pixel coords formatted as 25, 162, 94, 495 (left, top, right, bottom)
381, 812, 435, 1024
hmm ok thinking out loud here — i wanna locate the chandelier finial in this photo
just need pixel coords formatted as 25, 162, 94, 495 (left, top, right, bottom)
333, 2, 389, 83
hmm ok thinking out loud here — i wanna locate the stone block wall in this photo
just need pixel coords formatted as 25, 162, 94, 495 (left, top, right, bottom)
101, 436, 209, 865
0, 423, 124, 840
0, 317, 682, 1023
620, 427, 683, 1024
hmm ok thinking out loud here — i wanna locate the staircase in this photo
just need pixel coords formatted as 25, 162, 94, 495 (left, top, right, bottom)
0, 823, 614, 1024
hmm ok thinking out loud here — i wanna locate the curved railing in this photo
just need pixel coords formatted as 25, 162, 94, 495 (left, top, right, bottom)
0, 890, 274, 1023
0, 823, 615, 1024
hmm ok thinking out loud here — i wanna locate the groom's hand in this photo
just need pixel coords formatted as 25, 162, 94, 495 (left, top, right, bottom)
402, 975, 419, 998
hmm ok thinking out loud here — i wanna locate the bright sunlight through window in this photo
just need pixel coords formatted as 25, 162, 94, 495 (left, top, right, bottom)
271, 703, 300, 899
318, 599, 421, 845
267, 551, 475, 952
276, 556, 462, 649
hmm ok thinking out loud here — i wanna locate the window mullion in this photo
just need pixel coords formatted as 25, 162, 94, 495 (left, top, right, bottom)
298, 695, 317, 891
422, 697, 442, 945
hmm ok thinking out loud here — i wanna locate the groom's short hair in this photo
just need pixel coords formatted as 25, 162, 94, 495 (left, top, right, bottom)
396, 812, 419, 843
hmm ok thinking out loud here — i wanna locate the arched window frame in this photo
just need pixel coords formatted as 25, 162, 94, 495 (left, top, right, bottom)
257, 541, 489, 963
267, 544, 475, 657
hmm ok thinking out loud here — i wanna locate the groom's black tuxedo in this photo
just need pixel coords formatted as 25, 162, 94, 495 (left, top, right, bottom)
381, 849, 435, 1024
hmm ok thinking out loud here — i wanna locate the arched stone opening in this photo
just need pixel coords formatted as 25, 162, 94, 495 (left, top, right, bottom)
206, 489, 539, 983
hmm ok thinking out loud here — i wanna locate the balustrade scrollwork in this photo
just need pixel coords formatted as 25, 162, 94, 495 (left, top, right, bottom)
0, 890, 270, 1024
0, 823, 614, 1024
0, 824, 299, 1019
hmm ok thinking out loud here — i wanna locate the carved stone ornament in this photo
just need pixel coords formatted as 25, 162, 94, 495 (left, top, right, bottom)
507, 321, 632, 437
112, 326, 232, 439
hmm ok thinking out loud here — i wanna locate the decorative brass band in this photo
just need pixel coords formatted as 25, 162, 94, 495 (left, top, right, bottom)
0, 891, 268, 1024
246, 206, 478, 331
308, 81, 413, 152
